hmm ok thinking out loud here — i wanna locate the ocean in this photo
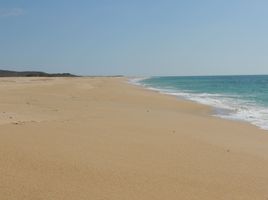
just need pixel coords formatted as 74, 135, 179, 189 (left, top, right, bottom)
132, 75, 268, 130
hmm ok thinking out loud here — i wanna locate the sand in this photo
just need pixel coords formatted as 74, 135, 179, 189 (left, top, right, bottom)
0, 77, 268, 200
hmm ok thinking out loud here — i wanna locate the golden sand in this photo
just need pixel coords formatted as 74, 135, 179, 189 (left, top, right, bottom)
0, 77, 268, 199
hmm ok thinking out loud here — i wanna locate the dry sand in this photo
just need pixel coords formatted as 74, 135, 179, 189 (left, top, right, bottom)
0, 77, 268, 200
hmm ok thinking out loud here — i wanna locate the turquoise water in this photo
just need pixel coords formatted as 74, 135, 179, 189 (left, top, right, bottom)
133, 75, 268, 130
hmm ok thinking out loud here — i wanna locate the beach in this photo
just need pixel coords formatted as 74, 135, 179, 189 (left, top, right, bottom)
0, 77, 268, 200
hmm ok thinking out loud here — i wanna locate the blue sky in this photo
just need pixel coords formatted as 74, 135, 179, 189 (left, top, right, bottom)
1, 0, 268, 76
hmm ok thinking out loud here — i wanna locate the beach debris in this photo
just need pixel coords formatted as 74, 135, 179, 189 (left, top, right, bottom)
12, 121, 26, 125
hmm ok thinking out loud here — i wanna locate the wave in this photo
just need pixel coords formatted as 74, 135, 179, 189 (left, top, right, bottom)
128, 76, 152, 86
130, 77, 268, 130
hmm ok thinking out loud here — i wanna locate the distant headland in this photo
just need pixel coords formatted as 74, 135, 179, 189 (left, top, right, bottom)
0, 69, 77, 77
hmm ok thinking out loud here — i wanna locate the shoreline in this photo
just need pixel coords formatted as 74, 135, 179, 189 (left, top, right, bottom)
130, 77, 268, 131
127, 77, 265, 131
1, 77, 268, 199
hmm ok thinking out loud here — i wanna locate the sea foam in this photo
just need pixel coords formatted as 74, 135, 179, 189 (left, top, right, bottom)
131, 77, 268, 130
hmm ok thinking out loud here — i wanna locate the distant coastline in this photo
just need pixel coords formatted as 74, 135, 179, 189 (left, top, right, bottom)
0, 69, 77, 77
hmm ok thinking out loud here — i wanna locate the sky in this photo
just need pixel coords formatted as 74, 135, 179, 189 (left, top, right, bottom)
1, 0, 268, 76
